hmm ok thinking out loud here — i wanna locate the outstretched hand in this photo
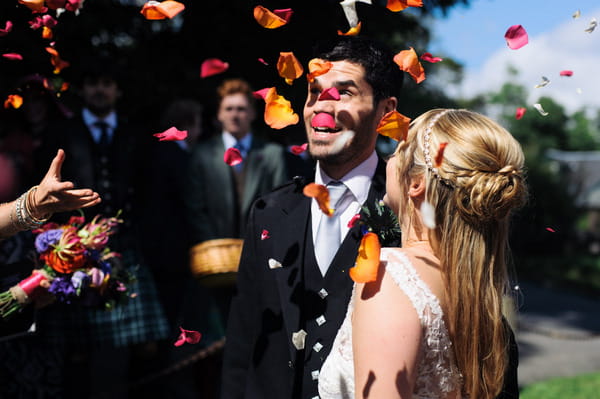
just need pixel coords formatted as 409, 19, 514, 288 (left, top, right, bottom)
31, 149, 101, 217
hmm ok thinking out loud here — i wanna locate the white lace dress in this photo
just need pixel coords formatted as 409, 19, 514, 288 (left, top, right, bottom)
318, 248, 463, 399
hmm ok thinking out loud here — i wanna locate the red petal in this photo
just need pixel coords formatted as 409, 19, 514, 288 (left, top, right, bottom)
253, 87, 271, 100
0, 21, 13, 36
515, 107, 526, 120
272, 8, 293, 23
420, 52, 443, 63
347, 214, 361, 228
2, 53, 23, 61
261, 229, 270, 240
546, 227, 556, 233
174, 326, 201, 346
224, 147, 243, 166
504, 25, 528, 50
311, 113, 336, 129
258, 58, 269, 65
318, 87, 340, 101
434, 142, 448, 168
290, 143, 308, 155
153, 126, 188, 141
200, 58, 229, 78
559, 70, 573, 77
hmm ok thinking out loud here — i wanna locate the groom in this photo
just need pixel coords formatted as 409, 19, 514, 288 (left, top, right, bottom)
221, 36, 402, 399
221, 36, 519, 399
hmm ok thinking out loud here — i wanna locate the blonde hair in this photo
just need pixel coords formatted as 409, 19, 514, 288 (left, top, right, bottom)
394, 109, 527, 399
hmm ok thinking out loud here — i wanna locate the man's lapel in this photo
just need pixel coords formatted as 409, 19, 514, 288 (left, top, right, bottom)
240, 140, 264, 216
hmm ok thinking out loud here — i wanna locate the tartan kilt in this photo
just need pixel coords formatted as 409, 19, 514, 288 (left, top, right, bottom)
36, 250, 169, 349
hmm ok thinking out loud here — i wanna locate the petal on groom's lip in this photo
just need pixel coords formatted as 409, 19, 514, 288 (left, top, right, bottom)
349, 232, 381, 283
311, 113, 336, 129
303, 183, 333, 216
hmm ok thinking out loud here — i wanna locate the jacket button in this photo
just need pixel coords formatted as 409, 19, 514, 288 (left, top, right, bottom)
288, 361, 294, 369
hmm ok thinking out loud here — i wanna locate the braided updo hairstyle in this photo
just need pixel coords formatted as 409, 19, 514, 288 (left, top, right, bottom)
393, 109, 527, 399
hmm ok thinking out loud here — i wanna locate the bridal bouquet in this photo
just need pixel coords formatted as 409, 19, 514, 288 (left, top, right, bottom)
0, 213, 134, 320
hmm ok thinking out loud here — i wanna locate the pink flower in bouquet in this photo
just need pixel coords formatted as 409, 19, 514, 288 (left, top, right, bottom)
78, 214, 121, 250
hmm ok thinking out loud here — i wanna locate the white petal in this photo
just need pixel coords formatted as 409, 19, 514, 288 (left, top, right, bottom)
268, 258, 282, 269
420, 201, 436, 229
533, 103, 549, 116
339, 0, 372, 28
572, 10, 581, 19
292, 329, 307, 350
585, 18, 597, 33
534, 76, 550, 88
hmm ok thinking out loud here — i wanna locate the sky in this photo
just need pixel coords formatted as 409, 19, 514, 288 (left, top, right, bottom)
426, 0, 600, 113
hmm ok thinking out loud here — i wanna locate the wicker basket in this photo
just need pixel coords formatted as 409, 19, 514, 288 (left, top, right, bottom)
190, 238, 243, 286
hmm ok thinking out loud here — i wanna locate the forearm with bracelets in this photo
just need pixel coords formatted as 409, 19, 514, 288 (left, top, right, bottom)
0, 186, 51, 240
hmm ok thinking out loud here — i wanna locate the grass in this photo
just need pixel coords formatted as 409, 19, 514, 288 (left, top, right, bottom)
520, 372, 600, 399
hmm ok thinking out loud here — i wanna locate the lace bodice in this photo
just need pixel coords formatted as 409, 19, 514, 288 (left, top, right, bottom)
318, 248, 462, 399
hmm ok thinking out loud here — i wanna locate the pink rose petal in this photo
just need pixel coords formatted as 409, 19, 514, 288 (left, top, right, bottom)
258, 58, 269, 65
252, 87, 271, 100
546, 227, 556, 233
318, 87, 340, 101
2, 53, 23, 61
348, 214, 361, 228
515, 107, 526, 120
504, 24, 528, 50
560, 70, 573, 77
311, 113, 336, 129
174, 327, 202, 347
200, 58, 229, 78
224, 147, 243, 166
290, 143, 308, 155
420, 52, 443, 63
272, 8, 293, 23
0, 21, 13, 36
153, 126, 188, 141
261, 229, 270, 240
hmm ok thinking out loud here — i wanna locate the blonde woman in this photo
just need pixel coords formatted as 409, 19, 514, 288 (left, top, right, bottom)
319, 109, 526, 399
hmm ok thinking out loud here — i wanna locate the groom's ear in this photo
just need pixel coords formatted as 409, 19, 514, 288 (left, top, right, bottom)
408, 174, 426, 198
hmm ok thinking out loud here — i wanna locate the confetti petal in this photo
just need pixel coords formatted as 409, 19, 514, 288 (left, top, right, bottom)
45, 47, 69, 74
4, 94, 23, 109
141, 0, 185, 20
376, 110, 411, 141
318, 87, 340, 101
559, 70, 573, 77
174, 326, 201, 347
224, 147, 243, 166
533, 103, 548, 116
585, 18, 597, 33
252, 87, 271, 100
153, 126, 188, 141
261, 229, 270, 240
348, 213, 361, 228
200, 58, 229, 78
534, 76, 550, 88
311, 113, 336, 130
41, 14, 58, 28
290, 143, 308, 155
393, 47, 425, 83
46, 0, 66, 10
573, 10, 581, 19
504, 24, 528, 50
268, 258, 282, 269
292, 329, 307, 350
349, 232, 381, 283
420, 52, 443, 63
434, 142, 448, 168
339, 0, 372, 28
18, 0, 47, 12
263, 87, 299, 129
258, 58, 269, 65
2, 53, 23, 61
303, 183, 333, 216
0, 21, 13, 37
65, 0, 82, 12
515, 107, 526, 120
277, 52, 304, 85
337, 21, 362, 36
420, 201, 436, 229
386, 0, 423, 12
253, 5, 293, 29
306, 59, 333, 83
42, 26, 53, 39
546, 227, 556, 233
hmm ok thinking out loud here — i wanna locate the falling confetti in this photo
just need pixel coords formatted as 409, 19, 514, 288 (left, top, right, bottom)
515, 107, 526, 120
290, 143, 308, 155
393, 47, 425, 83
420, 201, 436, 229
534, 76, 550, 88
585, 18, 597, 33
303, 183, 333, 216
268, 258, 282, 269
420, 52, 443, 63
253, 6, 293, 29
386, 0, 423, 12
337, 22, 362, 36
174, 327, 201, 347
0, 21, 13, 37
546, 227, 556, 233
262, 87, 299, 129
559, 70, 573, 77
434, 142, 448, 168
277, 52, 304, 85
153, 127, 188, 141
2, 53, 23, 61
348, 214, 361, 228
339, 0, 372, 28
223, 147, 243, 166
318, 87, 341, 101
261, 230, 270, 240
376, 110, 411, 141
4, 94, 23, 109
258, 58, 269, 65
504, 25, 528, 50
573, 10, 581, 19
306, 59, 333, 83
141, 1, 185, 20
533, 103, 549, 116
200, 58, 229, 78
349, 232, 381, 283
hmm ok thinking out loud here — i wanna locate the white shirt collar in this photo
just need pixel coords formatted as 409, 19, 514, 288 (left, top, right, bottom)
222, 131, 253, 152
82, 108, 117, 130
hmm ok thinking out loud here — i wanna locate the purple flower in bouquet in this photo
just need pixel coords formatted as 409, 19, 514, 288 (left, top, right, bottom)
48, 276, 77, 304
71, 271, 89, 291
34, 229, 63, 253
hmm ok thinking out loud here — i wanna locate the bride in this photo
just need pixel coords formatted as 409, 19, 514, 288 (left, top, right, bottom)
318, 109, 526, 399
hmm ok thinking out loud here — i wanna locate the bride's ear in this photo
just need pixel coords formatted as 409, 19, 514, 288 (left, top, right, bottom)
408, 174, 426, 199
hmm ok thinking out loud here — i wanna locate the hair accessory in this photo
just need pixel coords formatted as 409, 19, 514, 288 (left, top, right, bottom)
423, 109, 452, 180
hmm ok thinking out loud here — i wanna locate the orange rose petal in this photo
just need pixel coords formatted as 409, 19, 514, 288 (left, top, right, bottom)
393, 47, 425, 84
141, 1, 185, 20
303, 183, 332, 216
18, 0, 47, 12
386, 0, 423, 12
434, 142, 448, 168
45, 47, 69, 74
307, 59, 333, 82
337, 21, 362, 36
277, 52, 304, 85
42, 26, 53, 39
349, 232, 381, 283
253, 5, 292, 29
265, 100, 299, 129
376, 110, 411, 141
4, 94, 23, 109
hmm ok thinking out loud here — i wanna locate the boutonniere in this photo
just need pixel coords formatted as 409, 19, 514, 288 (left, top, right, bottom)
349, 200, 401, 283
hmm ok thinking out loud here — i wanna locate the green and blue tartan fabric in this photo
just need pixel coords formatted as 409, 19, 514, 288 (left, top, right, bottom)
36, 250, 169, 349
